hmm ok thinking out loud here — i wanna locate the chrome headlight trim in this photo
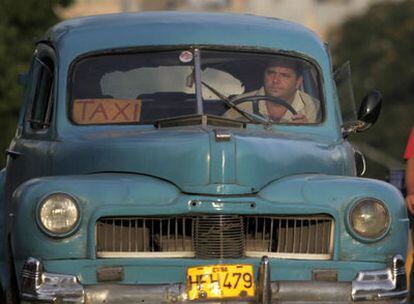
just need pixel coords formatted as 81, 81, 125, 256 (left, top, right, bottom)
347, 197, 390, 242
36, 193, 81, 238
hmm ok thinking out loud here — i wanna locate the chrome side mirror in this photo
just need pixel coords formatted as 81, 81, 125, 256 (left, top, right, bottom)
356, 90, 382, 132
342, 90, 382, 136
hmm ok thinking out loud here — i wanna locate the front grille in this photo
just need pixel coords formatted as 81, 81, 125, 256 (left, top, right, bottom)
245, 215, 334, 259
96, 215, 334, 259
96, 217, 194, 258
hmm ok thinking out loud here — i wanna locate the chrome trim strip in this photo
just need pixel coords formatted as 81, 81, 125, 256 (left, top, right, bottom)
246, 252, 331, 260
353, 147, 367, 176
97, 251, 195, 258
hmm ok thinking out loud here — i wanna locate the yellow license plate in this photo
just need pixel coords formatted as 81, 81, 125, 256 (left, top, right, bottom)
187, 264, 255, 300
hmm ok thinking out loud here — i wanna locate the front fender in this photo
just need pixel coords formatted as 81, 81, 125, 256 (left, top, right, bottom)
258, 174, 409, 263
10, 173, 181, 263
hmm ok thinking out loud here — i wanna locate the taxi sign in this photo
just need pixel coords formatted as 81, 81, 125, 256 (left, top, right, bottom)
73, 98, 142, 124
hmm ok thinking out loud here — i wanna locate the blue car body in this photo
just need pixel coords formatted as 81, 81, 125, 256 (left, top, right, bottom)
0, 12, 408, 303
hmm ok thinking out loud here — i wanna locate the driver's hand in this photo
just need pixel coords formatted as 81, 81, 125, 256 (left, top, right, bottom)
406, 194, 414, 214
291, 114, 308, 123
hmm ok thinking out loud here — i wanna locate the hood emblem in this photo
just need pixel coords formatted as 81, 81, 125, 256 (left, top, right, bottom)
214, 129, 232, 142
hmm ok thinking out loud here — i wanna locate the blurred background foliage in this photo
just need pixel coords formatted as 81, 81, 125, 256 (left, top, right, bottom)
329, 0, 414, 179
0, 0, 412, 180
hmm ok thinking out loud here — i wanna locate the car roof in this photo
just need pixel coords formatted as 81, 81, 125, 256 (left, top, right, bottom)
42, 11, 326, 62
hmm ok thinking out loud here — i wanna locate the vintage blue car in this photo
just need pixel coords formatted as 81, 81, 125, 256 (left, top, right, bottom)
0, 11, 409, 303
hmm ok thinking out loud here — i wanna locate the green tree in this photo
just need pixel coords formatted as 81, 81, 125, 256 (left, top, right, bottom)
0, 0, 73, 166
329, 0, 414, 179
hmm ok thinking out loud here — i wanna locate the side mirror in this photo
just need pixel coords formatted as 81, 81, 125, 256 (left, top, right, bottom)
356, 90, 382, 132
342, 90, 382, 136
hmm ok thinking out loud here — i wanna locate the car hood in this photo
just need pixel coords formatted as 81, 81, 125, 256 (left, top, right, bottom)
52, 126, 349, 195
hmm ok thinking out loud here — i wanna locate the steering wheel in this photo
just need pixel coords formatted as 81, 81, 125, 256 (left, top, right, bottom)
231, 95, 297, 115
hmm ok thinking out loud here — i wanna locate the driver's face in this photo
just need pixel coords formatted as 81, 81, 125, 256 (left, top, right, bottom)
263, 66, 303, 102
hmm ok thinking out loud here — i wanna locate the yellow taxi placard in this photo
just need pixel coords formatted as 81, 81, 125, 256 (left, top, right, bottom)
72, 98, 142, 124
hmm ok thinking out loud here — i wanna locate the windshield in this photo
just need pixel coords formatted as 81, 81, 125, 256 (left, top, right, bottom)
71, 49, 323, 125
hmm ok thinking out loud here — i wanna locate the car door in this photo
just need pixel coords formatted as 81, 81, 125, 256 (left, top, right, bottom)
5, 43, 57, 201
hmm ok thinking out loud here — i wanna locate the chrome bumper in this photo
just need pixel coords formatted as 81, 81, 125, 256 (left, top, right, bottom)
352, 255, 407, 302
20, 256, 408, 303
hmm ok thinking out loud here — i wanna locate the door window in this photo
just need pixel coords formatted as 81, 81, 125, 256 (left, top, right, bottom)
27, 56, 54, 130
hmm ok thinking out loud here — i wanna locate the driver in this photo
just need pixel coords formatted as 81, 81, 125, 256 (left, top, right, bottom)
224, 58, 320, 123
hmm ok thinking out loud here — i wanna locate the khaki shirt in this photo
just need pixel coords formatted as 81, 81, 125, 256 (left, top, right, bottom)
224, 87, 320, 123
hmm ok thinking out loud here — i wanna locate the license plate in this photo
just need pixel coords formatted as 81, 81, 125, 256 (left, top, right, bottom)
187, 264, 255, 300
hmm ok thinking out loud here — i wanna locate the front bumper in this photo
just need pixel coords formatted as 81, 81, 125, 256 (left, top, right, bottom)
20, 256, 407, 303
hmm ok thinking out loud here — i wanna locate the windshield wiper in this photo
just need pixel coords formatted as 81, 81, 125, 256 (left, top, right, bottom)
201, 81, 271, 126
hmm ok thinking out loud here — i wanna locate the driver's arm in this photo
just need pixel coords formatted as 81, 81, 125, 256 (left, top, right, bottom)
290, 91, 320, 123
290, 114, 308, 123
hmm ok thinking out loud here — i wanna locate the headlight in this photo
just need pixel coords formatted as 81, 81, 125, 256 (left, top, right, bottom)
349, 198, 390, 240
38, 193, 80, 236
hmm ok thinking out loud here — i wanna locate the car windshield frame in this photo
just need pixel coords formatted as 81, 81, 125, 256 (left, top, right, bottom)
68, 46, 325, 126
